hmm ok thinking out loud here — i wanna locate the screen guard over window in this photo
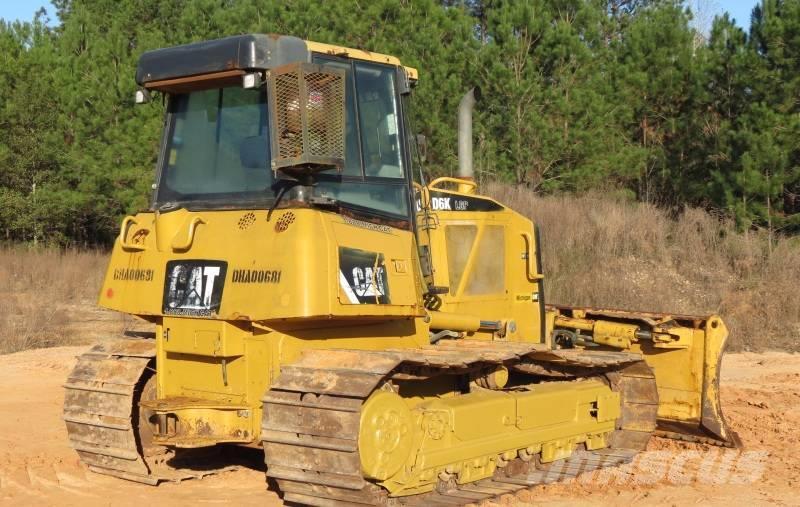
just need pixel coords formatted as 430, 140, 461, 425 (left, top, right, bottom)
267, 63, 346, 178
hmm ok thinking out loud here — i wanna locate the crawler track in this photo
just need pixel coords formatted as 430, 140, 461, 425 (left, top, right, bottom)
63, 337, 234, 484
261, 341, 658, 506
63, 338, 158, 484
64, 337, 730, 500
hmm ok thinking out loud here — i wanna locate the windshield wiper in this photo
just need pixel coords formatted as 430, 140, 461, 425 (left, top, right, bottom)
266, 181, 300, 222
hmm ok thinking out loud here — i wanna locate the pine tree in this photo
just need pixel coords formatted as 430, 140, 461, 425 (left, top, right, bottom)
1, 0, 799, 244
612, 1, 698, 204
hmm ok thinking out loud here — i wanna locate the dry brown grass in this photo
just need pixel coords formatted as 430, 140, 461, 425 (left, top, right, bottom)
0, 246, 138, 354
488, 184, 800, 351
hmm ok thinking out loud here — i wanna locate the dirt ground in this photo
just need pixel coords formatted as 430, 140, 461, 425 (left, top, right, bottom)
0, 348, 797, 507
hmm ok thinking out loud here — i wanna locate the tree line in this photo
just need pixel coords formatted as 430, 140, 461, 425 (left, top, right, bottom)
0, 0, 798, 246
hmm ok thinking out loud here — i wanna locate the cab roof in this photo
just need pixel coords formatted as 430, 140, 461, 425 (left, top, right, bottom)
305, 40, 418, 81
136, 34, 417, 91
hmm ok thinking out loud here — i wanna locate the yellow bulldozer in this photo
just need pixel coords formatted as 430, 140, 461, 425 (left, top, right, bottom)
63, 34, 738, 505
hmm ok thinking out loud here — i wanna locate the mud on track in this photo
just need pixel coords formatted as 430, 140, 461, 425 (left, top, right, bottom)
0, 347, 797, 506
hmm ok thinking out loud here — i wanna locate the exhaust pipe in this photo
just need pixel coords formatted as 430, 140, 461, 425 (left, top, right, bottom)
458, 88, 477, 180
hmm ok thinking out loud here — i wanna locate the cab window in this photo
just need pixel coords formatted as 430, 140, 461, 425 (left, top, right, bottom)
355, 63, 403, 178
312, 55, 409, 219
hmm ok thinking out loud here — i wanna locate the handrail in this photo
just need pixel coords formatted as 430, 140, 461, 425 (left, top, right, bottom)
520, 231, 544, 281
413, 181, 430, 210
427, 177, 477, 194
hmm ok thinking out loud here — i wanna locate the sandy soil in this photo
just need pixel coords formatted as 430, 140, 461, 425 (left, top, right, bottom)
0, 348, 797, 506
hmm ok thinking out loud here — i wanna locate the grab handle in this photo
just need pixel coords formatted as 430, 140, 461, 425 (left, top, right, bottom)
171, 216, 206, 251
119, 216, 146, 251
520, 231, 543, 281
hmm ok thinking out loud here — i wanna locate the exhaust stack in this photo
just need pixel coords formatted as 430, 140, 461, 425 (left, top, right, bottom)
458, 88, 477, 181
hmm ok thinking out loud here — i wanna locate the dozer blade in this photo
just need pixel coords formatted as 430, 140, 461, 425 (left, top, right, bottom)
548, 305, 740, 447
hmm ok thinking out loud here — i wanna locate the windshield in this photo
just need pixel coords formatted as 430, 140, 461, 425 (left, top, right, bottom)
157, 87, 273, 206
155, 60, 410, 219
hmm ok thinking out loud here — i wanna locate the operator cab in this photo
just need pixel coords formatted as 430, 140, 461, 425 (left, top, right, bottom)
137, 35, 417, 227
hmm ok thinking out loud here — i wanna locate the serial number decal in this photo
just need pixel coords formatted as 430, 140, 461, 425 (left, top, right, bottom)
113, 268, 154, 282
342, 216, 392, 234
231, 269, 282, 284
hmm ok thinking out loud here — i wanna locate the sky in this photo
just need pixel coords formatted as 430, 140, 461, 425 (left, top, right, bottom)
0, 0, 765, 30
706, 0, 761, 29
0, 0, 56, 24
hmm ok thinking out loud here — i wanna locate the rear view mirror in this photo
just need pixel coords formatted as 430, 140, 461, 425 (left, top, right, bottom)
416, 134, 428, 163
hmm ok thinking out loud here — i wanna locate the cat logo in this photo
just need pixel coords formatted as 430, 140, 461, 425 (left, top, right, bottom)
162, 260, 227, 316
338, 247, 391, 305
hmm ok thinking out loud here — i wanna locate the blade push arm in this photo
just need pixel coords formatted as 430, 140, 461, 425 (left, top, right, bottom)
552, 314, 693, 349
548, 305, 738, 447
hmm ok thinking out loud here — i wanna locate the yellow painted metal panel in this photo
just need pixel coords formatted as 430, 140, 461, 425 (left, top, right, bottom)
305, 40, 418, 80
100, 208, 423, 321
